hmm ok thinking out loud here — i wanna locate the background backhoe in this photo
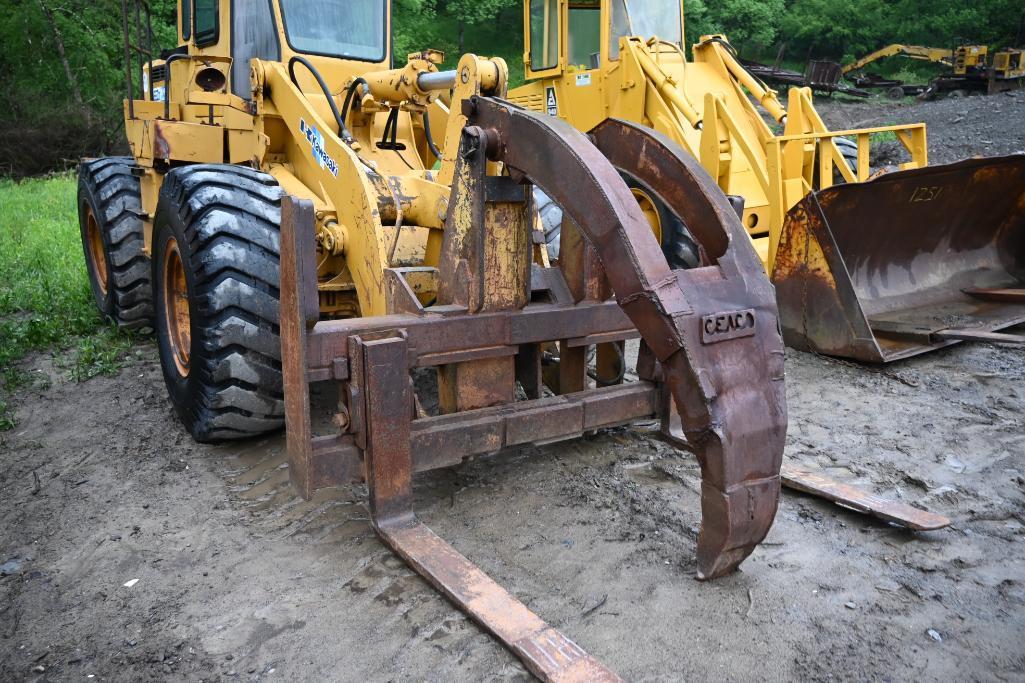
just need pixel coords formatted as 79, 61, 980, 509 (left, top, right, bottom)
842, 43, 955, 75
510, 0, 1025, 363
842, 43, 1025, 98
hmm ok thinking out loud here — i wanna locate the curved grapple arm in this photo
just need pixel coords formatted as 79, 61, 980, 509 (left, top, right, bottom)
465, 100, 787, 578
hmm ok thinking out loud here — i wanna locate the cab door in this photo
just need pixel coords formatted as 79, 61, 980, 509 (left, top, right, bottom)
522, 0, 604, 128
523, 0, 564, 117
558, 1, 604, 129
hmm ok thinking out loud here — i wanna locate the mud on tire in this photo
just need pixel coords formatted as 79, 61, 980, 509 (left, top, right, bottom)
152, 165, 285, 442
77, 157, 153, 330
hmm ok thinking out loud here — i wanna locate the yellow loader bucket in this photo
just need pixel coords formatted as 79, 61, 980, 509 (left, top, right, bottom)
773, 154, 1025, 362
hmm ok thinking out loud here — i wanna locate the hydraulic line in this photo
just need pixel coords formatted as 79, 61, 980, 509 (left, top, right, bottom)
287, 55, 355, 145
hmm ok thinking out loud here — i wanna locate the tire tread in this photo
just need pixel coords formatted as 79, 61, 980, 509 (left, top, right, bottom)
156, 165, 285, 441
78, 157, 153, 330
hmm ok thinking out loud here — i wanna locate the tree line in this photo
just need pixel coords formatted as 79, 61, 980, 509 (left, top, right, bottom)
0, 0, 1020, 177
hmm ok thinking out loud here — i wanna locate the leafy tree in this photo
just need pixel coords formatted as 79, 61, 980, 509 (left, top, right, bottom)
0, 0, 1022, 176
704, 0, 785, 50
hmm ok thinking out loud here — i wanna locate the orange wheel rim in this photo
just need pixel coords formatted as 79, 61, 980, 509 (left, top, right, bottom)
85, 205, 109, 296
162, 238, 191, 377
631, 187, 662, 245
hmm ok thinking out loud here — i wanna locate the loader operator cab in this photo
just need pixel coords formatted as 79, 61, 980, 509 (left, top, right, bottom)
170, 0, 389, 99
526, 0, 684, 79
523, 0, 700, 269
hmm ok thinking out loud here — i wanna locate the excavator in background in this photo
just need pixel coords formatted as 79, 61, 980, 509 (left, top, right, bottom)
923, 44, 1025, 97
841, 43, 955, 98
843, 43, 1025, 98
842, 43, 955, 74
510, 0, 1025, 365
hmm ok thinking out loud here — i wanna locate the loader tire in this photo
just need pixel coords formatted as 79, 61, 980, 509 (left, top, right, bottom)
536, 180, 700, 270
534, 187, 565, 260
814, 137, 859, 188
630, 176, 701, 270
77, 156, 153, 331
152, 165, 285, 442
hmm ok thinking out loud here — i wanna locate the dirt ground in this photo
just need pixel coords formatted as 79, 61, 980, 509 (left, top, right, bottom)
2, 93, 1024, 682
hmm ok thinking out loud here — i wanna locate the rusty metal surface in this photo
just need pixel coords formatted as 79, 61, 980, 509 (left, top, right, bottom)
379, 523, 623, 682
461, 100, 786, 579
965, 287, 1025, 304
280, 198, 321, 499
584, 117, 788, 579
436, 143, 529, 412
933, 328, 1025, 344
305, 300, 635, 373
281, 100, 791, 678
360, 334, 621, 682
412, 382, 659, 472
781, 465, 951, 531
773, 154, 1025, 362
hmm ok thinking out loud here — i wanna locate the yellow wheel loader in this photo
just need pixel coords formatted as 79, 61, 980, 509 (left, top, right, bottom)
510, 0, 1025, 363
78, 0, 798, 677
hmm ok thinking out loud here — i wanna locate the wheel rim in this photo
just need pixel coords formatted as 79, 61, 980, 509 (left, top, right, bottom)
631, 187, 662, 244
162, 237, 191, 377
85, 205, 109, 296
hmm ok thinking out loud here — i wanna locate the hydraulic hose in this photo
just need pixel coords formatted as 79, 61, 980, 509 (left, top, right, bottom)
341, 77, 369, 125
422, 110, 442, 161
287, 55, 354, 145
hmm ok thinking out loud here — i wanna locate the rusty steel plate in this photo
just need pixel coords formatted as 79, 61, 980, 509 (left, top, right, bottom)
781, 465, 951, 530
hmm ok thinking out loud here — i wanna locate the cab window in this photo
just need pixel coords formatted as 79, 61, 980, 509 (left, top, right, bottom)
194, 0, 218, 46
181, 0, 191, 41
281, 0, 387, 62
609, 0, 683, 59
528, 0, 559, 71
568, 3, 600, 69
232, 0, 280, 97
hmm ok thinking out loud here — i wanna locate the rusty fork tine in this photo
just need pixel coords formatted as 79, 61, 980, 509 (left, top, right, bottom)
361, 335, 621, 682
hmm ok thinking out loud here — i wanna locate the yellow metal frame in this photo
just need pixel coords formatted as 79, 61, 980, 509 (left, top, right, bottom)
124, 0, 513, 319
954, 45, 989, 75
992, 48, 1025, 78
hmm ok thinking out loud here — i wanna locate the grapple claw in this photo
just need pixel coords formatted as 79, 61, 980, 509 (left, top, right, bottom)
282, 101, 788, 680
479, 111, 788, 578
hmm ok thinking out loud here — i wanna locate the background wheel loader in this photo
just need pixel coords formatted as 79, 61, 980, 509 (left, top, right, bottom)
78, 0, 791, 677
509, 0, 1025, 363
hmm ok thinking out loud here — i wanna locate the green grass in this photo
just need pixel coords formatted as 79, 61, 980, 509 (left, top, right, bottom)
0, 173, 135, 429
870, 129, 900, 145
